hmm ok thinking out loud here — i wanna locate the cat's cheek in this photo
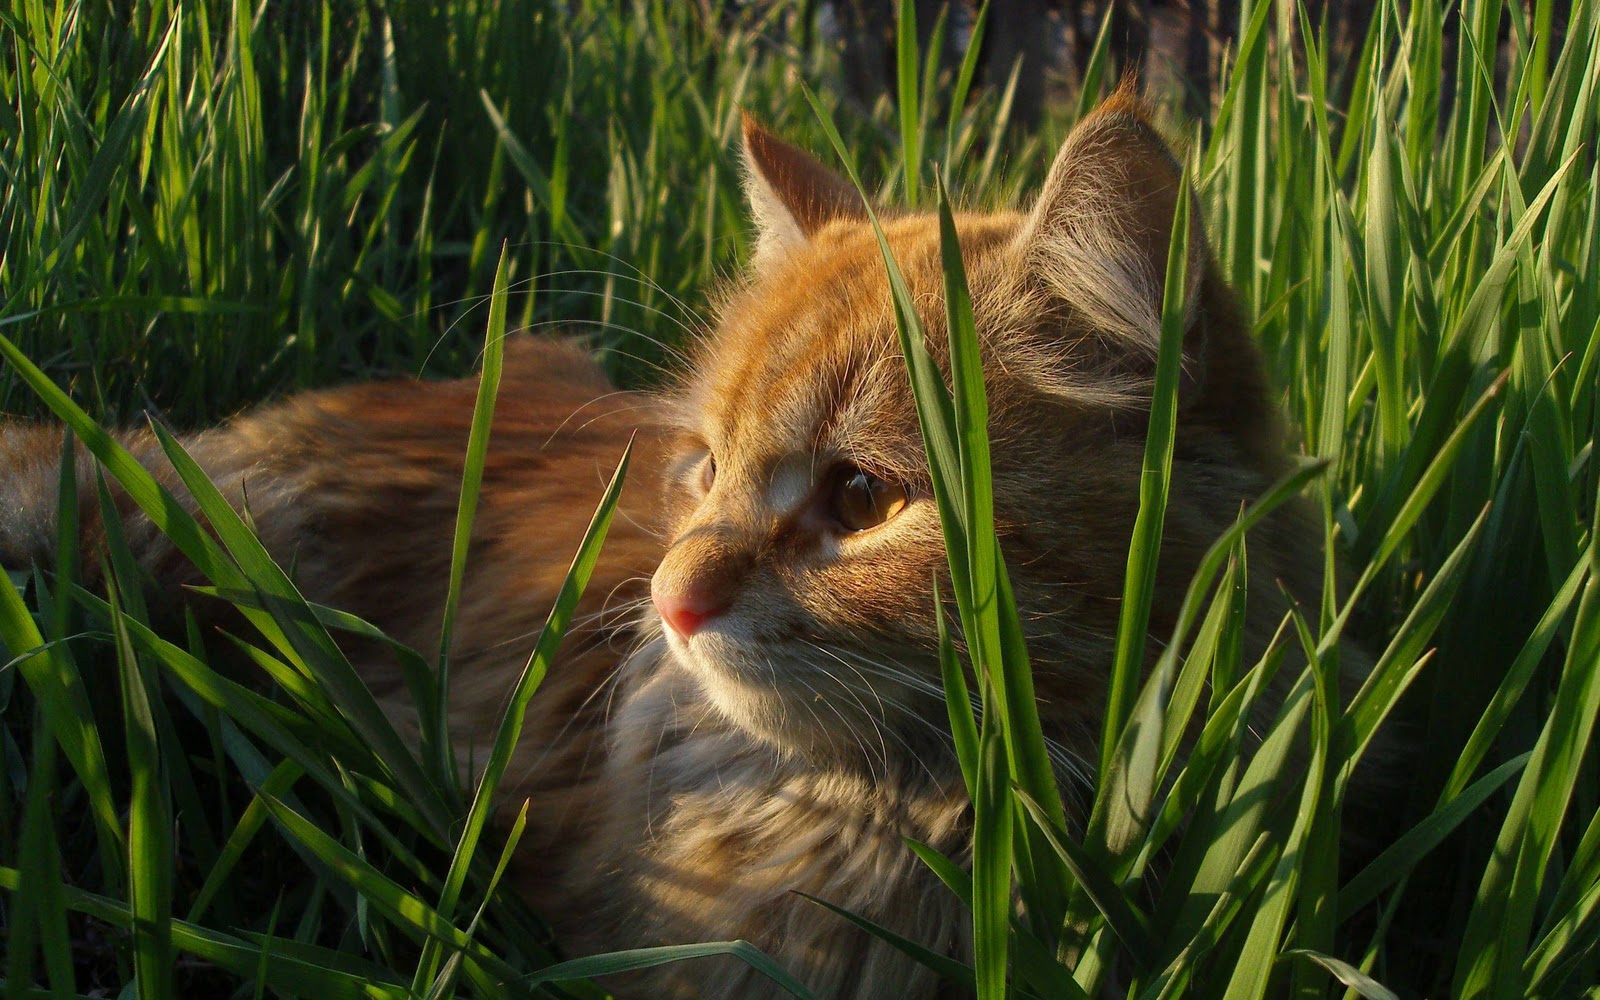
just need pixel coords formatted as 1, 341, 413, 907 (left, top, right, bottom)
802, 511, 948, 631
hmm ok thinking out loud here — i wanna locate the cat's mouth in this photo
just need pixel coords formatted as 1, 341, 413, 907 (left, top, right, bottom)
656, 612, 946, 759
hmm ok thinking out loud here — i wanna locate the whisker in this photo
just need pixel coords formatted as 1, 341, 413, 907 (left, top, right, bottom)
803, 642, 1100, 800
793, 644, 956, 785
425, 267, 707, 350
811, 658, 951, 789
803, 669, 891, 785
506, 240, 717, 331
492, 317, 687, 382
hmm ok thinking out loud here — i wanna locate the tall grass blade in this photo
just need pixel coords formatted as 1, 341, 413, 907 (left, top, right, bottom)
1094, 164, 1193, 803
106, 568, 174, 1000
526, 942, 815, 998
426, 440, 631, 986
8, 716, 76, 996
0, 501, 122, 858
895, 0, 921, 206
1455, 544, 1600, 997
1339, 752, 1530, 913
432, 242, 512, 782
0, 865, 411, 1000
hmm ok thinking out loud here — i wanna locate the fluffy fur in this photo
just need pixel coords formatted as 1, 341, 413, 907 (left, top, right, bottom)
1, 93, 1359, 998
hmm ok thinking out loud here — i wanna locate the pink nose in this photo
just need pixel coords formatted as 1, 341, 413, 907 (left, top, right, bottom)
652, 580, 728, 640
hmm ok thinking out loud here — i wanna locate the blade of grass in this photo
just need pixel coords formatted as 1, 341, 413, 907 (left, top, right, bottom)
1103, 461, 1329, 866
896, 0, 920, 206
0, 865, 410, 1000
257, 794, 521, 991
1281, 949, 1400, 1000
793, 892, 976, 994
1443, 542, 1592, 802
935, 171, 1071, 934
1340, 504, 1491, 770
433, 240, 510, 776
902, 838, 1084, 1000
8, 713, 76, 996
411, 240, 512, 993
526, 942, 815, 998
1455, 544, 1600, 997
934, 578, 978, 794
188, 758, 306, 923
147, 420, 455, 832
0, 511, 122, 859
942, 0, 988, 172
1094, 162, 1194, 812
1339, 752, 1531, 913
423, 440, 631, 989
971, 686, 1012, 1000
800, 84, 1053, 992
106, 566, 173, 1000
1223, 618, 1332, 1000
1014, 789, 1160, 967
424, 800, 531, 1000
1073, 6, 1116, 124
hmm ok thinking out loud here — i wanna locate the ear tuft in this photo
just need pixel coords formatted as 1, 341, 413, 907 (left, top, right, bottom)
739, 112, 866, 272
1018, 91, 1207, 360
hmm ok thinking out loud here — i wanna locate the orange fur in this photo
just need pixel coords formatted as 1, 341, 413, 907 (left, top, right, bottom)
1, 98, 1366, 998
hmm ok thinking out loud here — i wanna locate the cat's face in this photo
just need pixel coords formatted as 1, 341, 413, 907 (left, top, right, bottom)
650, 214, 981, 758
646, 97, 1282, 770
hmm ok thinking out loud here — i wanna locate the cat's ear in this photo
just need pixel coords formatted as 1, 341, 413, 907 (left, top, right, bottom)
1018, 86, 1209, 389
740, 112, 866, 271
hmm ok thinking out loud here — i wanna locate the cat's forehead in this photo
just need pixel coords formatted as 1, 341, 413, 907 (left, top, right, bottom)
687, 225, 929, 472
678, 214, 1030, 477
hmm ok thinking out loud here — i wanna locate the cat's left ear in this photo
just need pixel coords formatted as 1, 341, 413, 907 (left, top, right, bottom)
1018, 89, 1210, 391
740, 112, 867, 272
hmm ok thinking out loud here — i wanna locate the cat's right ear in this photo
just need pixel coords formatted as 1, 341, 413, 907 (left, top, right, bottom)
1017, 88, 1210, 396
740, 112, 866, 272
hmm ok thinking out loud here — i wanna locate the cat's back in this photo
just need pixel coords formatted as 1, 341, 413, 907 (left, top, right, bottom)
227, 337, 668, 654
3, 337, 667, 665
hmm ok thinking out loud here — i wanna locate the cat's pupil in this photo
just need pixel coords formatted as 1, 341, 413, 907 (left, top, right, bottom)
701, 455, 716, 493
832, 466, 907, 532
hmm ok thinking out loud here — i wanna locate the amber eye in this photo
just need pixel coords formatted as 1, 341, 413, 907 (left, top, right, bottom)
830, 465, 909, 532
700, 455, 717, 493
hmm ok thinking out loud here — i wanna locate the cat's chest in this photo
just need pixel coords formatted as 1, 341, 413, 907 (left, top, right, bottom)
599, 657, 970, 889
547, 650, 977, 995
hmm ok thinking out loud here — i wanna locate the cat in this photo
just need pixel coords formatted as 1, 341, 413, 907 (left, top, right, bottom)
1, 90, 1352, 998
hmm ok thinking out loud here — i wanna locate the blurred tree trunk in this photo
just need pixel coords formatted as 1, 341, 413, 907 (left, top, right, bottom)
837, 0, 948, 111
982, 0, 1049, 126
1111, 0, 1149, 85
1184, 0, 1212, 118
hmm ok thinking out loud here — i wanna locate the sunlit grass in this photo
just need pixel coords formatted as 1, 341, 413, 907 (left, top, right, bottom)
2, 0, 1598, 997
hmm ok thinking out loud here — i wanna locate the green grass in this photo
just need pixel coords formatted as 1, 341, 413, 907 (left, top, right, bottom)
3, 0, 1599, 997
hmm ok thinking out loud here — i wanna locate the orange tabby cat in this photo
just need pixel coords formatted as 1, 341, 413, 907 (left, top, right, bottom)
2, 93, 1344, 997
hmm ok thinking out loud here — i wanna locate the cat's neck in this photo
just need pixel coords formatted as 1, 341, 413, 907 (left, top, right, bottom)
561, 645, 973, 998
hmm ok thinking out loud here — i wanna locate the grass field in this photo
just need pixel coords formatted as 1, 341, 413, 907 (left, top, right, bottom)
2, 0, 1598, 997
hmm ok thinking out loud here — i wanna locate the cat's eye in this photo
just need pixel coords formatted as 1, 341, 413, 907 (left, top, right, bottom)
700, 455, 717, 493
830, 465, 908, 532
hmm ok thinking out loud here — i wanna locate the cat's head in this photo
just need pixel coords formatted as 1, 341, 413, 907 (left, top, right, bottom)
646, 93, 1298, 773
